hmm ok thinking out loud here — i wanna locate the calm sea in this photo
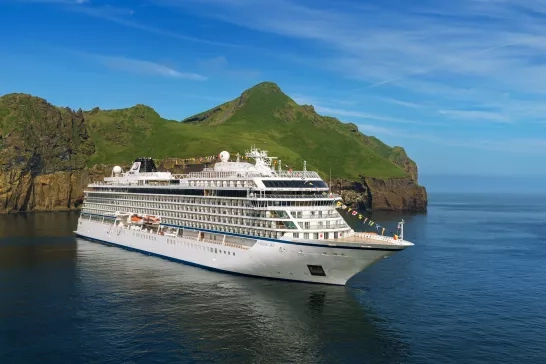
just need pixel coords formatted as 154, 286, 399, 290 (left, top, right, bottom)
1, 193, 545, 363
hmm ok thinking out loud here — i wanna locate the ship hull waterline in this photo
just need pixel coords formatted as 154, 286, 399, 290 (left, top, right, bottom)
75, 219, 408, 286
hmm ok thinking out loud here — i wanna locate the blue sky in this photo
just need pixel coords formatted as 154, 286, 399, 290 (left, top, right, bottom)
1, 0, 545, 178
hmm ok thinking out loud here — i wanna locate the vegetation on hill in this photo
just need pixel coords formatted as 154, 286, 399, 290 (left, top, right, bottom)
0, 93, 94, 174
0, 82, 418, 180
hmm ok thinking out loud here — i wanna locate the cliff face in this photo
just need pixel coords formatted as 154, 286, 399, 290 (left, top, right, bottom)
331, 177, 427, 212
0, 85, 428, 214
0, 161, 206, 214
0, 93, 97, 213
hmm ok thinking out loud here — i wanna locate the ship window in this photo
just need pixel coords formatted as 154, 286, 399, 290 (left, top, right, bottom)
307, 265, 326, 276
262, 180, 328, 188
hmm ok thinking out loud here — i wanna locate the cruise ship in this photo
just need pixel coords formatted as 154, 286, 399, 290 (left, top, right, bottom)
75, 147, 413, 285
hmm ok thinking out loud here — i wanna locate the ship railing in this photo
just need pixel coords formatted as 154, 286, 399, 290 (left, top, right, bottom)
250, 193, 341, 199
151, 227, 251, 250
89, 171, 322, 185
172, 170, 321, 179
87, 182, 253, 189
336, 232, 406, 245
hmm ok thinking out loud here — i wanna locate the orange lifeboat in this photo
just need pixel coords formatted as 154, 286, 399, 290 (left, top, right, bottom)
130, 214, 144, 224
143, 215, 161, 225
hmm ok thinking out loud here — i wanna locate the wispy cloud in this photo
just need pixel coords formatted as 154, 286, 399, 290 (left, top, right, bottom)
355, 123, 546, 154
197, 56, 260, 80
438, 109, 512, 123
72, 5, 244, 48
91, 54, 207, 80
12, 0, 88, 3
313, 105, 427, 125
17, 1, 244, 48
292, 94, 429, 125
155, 0, 546, 126
357, 124, 399, 136
377, 97, 424, 109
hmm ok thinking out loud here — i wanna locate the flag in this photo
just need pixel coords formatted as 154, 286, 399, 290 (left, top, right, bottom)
351, 211, 357, 216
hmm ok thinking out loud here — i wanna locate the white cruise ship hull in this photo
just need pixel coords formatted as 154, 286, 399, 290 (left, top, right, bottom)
75, 218, 407, 286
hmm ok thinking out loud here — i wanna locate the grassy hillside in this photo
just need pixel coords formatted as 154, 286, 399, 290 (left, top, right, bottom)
0, 82, 417, 180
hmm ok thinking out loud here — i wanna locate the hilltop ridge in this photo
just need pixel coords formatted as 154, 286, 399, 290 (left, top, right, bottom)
0, 82, 427, 213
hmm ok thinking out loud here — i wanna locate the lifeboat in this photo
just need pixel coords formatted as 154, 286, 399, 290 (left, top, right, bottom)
143, 215, 161, 225
130, 214, 144, 224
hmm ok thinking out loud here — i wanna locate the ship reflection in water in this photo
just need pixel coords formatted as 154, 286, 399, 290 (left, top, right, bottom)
72, 239, 410, 364
0, 212, 409, 363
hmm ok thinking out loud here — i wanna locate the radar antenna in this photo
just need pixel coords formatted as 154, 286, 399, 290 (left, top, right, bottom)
244, 145, 278, 174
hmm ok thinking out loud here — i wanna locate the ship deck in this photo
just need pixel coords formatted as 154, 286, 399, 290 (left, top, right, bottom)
334, 232, 412, 246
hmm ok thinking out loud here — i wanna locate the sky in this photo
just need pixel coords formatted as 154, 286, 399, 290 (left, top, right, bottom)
0, 0, 545, 178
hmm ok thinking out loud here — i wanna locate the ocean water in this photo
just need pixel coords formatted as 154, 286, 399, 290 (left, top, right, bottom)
1, 193, 545, 363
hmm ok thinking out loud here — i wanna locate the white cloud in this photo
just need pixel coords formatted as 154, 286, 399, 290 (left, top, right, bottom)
356, 124, 398, 136
12, 0, 89, 3
197, 56, 261, 79
356, 125, 546, 154
313, 105, 426, 125
291, 94, 427, 125
17, 1, 244, 48
91, 54, 207, 80
156, 0, 546, 126
438, 109, 512, 123
377, 97, 424, 109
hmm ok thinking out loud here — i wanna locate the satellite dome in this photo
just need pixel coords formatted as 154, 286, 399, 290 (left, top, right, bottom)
113, 166, 122, 174
219, 151, 230, 162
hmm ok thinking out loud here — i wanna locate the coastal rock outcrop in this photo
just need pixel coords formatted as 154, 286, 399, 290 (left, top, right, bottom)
331, 177, 427, 212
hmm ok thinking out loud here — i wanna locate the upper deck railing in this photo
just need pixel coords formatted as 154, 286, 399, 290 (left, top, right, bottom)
175, 170, 321, 180
98, 170, 322, 185
250, 193, 341, 199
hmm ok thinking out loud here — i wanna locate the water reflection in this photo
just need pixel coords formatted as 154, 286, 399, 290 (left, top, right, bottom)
0, 211, 79, 238
74, 239, 410, 363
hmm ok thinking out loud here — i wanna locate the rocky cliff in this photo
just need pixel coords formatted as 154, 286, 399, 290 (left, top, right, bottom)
332, 177, 427, 212
0, 83, 427, 214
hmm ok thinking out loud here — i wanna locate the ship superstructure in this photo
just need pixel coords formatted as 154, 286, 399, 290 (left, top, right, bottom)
75, 147, 413, 285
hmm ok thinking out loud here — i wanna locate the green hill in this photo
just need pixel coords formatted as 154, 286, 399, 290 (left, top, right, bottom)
0, 82, 417, 180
